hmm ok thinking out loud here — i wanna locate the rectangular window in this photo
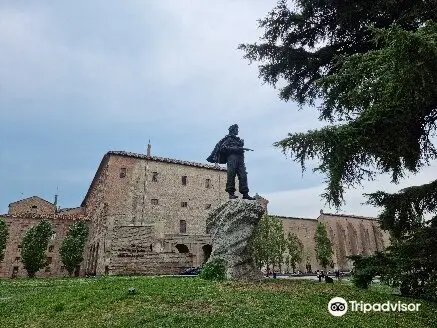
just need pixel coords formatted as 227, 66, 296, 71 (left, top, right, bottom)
182, 176, 187, 185
15, 257, 20, 262
151, 199, 159, 205
48, 245, 54, 252
206, 225, 211, 234
180, 220, 187, 233
46, 257, 52, 265
45, 266, 51, 273
205, 179, 211, 188
120, 167, 127, 178
181, 202, 188, 208
152, 172, 158, 182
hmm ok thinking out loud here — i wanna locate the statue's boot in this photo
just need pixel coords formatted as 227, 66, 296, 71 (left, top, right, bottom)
242, 194, 256, 200
229, 192, 238, 199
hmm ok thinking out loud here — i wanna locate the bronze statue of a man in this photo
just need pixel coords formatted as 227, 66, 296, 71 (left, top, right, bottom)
207, 124, 256, 200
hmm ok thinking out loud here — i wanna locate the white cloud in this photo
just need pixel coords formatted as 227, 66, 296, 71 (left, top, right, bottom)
264, 160, 437, 218
0, 1, 285, 124
2, 0, 436, 221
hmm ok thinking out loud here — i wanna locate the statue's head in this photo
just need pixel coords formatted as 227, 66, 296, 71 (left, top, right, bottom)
228, 124, 239, 136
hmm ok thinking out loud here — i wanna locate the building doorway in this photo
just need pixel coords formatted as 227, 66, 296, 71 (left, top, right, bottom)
175, 244, 189, 253
202, 244, 212, 263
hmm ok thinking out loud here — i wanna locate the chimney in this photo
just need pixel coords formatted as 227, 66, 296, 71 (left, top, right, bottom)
147, 140, 151, 157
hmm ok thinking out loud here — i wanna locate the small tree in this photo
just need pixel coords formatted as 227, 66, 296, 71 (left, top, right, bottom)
286, 232, 303, 273
0, 218, 9, 262
21, 220, 52, 278
271, 218, 286, 271
250, 214, 270, 270
60, 221, 88, 276
314, 222, 333, 270
250, 215, 286, 273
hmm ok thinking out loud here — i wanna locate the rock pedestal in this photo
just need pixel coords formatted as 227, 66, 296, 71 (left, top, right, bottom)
205, 199, 265, 280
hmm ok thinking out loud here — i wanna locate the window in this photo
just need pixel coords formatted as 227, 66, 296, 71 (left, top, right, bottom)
50, 232, 56, 241
180, 220, 187, 233
46, 257, 52, 265
205, 179, 211, 188
120, 167, 127, 178
48, 245, 54, 252
181, 202, 188, 208
205, 204, 211, 209
60, 266, 65, 272
206, 225, 211, 234
45, 266, 51, 273
152, 172, 158, 182
151, 199, 159, 205
31, 205, 37, 209
15, 257, 20, 262
182, 176, 187, 185
17, 245, 21, 249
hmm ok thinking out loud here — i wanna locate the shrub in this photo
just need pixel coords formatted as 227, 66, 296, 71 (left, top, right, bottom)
199, 258, 226, 281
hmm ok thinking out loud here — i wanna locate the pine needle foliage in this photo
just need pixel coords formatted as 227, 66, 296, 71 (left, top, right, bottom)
239, 1, 437, 220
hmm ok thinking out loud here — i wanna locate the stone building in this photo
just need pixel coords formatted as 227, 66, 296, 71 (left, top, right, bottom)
0, 148, 389, 278
81, 149, 238, 276
278, 212, 390, 272
0, 197, 86, 278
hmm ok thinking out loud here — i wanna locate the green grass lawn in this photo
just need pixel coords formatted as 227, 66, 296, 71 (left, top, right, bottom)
0, 276, 435, 328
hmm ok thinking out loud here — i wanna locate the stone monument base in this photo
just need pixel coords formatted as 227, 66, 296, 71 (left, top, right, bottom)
205, 198, 265, 281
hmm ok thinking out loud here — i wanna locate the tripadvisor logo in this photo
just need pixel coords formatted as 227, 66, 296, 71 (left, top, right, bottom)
328, 297, 348, 317
328, 297, 421, 316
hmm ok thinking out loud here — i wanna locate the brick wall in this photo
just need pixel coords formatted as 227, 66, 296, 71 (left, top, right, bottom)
82, 153, 233, 275
8, 197, 55, 217
318, 213, 389, 270
274, 213, 389, 272
0, 215, 86, 278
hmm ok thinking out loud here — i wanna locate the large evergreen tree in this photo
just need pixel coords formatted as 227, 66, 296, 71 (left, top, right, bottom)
239, 0, 437, 299
21, 220, 52, 278
0, 218, 8, 262
239, 1, 437, 219
60, 221, 88, 276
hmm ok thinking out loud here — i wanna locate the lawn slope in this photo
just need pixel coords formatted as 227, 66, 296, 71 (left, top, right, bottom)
0, 277, 435, 328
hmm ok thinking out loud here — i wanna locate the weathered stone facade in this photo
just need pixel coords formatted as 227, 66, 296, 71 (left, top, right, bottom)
8, 196, 56, 217
278, 212, 390, 272
0, 149, 390, 278
81, 151, 236, 276
0, 212, 87, 278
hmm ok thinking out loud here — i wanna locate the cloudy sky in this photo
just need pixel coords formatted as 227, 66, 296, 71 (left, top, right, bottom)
1, 0, 437, 218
